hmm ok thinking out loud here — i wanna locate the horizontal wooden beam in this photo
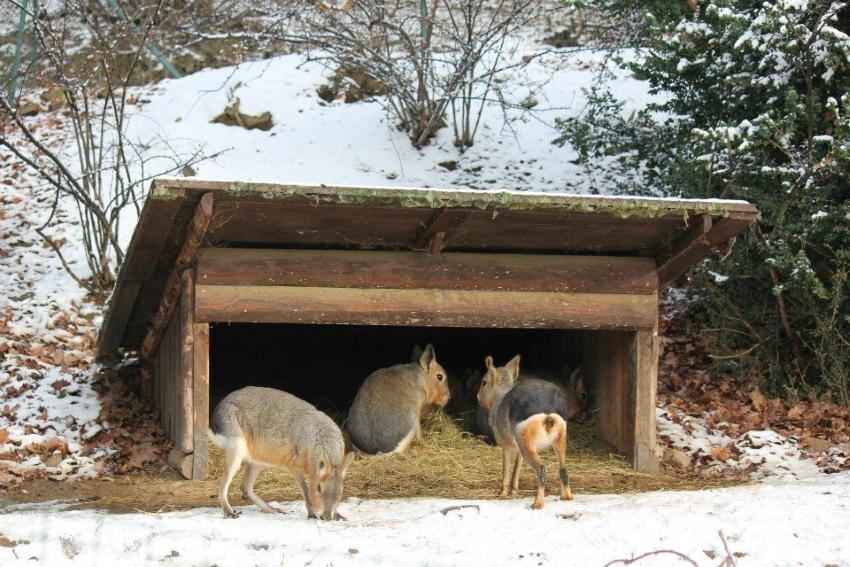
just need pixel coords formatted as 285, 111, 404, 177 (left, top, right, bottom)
197, 249, 659, 295
194, 285, 659, 330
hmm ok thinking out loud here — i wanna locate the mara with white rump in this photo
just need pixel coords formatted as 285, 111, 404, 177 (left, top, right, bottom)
209, 386, 354, 520
478, 355, 573, 510
347, 344, 450, 455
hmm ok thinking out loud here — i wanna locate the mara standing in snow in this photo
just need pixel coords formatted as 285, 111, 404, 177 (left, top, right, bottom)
209, 386, 354, 520
478, 354, 573, 509
346, 343, 450, 455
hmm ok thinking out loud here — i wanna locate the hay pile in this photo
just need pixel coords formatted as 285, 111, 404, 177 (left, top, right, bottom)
210, 412, 730, 501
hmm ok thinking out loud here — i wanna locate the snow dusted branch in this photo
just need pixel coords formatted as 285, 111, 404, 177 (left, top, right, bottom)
0, 0, 218, 292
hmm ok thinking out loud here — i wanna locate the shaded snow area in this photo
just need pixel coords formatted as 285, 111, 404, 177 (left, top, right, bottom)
3, 482, 850, 566
0, 149, 110, 484
122, 47, 655, 197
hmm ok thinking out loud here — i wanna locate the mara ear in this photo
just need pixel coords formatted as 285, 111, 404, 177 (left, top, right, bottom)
484, 355, 494, 370
410, 344, 424, 362
419, 343, 436, 371
505, 354, 521, 382
341, 452, 355, 476
571, 365, 585, 390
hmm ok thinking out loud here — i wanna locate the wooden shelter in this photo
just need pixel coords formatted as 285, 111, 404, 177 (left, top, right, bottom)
98, 179, 758, 479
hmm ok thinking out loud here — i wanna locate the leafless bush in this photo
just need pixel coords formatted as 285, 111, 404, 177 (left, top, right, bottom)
0, 0, 211, 292
291, 0, 547, 149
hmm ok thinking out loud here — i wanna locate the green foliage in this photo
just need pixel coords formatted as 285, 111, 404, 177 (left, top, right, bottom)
555, 0, 850, 403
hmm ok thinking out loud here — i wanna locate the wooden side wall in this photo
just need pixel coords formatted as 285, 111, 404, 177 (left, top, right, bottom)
150, 271, 199, 478
582, 324, 660, 473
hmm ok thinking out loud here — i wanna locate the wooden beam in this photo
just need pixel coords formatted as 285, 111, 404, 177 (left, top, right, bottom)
176, 269, 195, 454
192, 321, 210, 480
197, 249, 659, 295
631, 321, 660, 473
656, 213, 712, 286
97, 190, 184, 358
140, 192, 214, 361
657, 214, 755, 286
195, 285, 659, 330
413, 208, 471, 253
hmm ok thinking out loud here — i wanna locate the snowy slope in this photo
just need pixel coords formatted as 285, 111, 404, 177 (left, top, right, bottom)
2, 480, 849, 566
123, 48, 653, 204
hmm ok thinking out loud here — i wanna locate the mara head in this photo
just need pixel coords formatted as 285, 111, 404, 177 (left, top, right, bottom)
416, 343, 450, 407
307, 451, 355, 520
477, 354, 520, 412
563, 365, 588, 422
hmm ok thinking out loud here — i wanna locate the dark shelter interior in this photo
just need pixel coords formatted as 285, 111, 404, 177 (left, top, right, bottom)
209, 323, 586, 425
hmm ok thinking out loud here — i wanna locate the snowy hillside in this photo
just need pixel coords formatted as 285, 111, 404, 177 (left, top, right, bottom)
122, 48, 652, 199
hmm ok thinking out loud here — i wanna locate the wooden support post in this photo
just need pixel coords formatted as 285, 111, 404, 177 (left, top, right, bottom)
176, 269, 195, 454
192, 321, 210, 480
584, 292, 659, 473
631, 322, 660, 473
141, 192, 214, 361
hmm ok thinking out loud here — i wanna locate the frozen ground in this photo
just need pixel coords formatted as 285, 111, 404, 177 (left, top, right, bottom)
2, 478, 850, 567
2, 36, 850, 567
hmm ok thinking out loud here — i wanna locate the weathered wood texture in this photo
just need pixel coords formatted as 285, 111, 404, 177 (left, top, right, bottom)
195, 285, 659, 330
632, 324, 660, 473
657, 214, 753, 285
582, 309, 659, 473
177, 270, 195, 454
583, 331, 633, 455
140, 192, 214, 361
192, 321, 210, 480
150, 277, 194, 455
152, 302, 178, 444
197, 249, 658, 295
97, 190, 184, 356
99, 180, 757, 356
413, 208, 472, 254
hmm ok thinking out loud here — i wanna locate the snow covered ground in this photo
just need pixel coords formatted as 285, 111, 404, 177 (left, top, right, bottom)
2, 479, 850, 566
3, 33, 850, 567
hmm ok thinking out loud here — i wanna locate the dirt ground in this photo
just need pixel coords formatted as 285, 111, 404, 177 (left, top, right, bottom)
2, 419, 736, 514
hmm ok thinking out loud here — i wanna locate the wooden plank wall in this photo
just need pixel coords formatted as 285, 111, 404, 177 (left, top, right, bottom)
195, 249, 659, 331
582, 327, 659, 473
151, 279, 195, 475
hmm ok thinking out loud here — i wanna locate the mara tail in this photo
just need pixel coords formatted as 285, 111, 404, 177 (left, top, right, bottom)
515, 413, 566, 451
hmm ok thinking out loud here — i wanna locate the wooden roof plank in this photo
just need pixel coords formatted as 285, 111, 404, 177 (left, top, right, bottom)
97, 179, 758, 357
96, 189, 185, 357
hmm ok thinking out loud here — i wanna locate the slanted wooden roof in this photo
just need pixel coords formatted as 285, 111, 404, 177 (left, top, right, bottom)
98, 178, 758, 357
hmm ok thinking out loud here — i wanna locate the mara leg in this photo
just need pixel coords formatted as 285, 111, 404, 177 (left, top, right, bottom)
517, 428, 547, 510
241, 463, 277, 513
218, 442, 245, 518
510, 454, 522, 495
499, 447, 517, 496
293, 473, 316, 519
556, 424, 573, 501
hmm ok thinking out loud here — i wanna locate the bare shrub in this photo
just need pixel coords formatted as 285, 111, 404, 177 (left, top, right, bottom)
0, 0, 211, 292
291, 0, 547, 148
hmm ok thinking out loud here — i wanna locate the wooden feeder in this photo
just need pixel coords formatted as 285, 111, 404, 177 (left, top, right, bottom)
98, 179, 757, 479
